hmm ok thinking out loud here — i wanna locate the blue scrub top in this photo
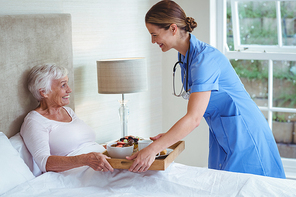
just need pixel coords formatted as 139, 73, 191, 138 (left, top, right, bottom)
179, 34, 285, 179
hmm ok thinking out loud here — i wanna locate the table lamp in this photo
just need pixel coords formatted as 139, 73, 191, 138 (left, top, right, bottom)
97, 57, 147, 137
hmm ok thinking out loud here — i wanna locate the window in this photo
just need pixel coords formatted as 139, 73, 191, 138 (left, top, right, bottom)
216, 0, 296, 179
230, 0, 296, 52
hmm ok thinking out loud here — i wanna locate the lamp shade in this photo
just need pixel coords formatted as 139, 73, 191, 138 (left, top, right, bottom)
97, 57, 147, 94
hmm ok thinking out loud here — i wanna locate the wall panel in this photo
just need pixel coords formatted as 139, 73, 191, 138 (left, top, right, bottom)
0, 0, 162, 143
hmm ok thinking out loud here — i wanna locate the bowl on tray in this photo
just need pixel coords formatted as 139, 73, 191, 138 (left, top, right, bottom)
106, 142, 134, 159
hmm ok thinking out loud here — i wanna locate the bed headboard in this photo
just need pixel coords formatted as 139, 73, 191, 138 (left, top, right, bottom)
0, 14, 74, 138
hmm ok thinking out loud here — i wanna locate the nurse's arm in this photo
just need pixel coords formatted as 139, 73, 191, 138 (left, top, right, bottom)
127, 91, 211, 172
151, 90, 211, 150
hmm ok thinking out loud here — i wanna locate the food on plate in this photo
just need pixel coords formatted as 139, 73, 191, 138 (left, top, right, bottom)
160, 149, 167, 155
111, 140, 133, 148
111, 136, 143, 151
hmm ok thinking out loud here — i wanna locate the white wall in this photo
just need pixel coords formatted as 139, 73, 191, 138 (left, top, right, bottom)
1, 0, 215, 168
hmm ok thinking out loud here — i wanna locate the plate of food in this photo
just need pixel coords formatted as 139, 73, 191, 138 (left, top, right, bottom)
155, 148, 174, 159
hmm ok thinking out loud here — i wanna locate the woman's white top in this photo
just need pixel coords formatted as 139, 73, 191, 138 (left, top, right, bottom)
20, 107, 105, 172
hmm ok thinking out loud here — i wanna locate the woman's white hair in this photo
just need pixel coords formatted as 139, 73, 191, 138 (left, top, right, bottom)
27, 63, 68, 101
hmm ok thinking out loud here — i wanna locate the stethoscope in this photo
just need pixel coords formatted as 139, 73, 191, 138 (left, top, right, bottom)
172, 34, 191, 99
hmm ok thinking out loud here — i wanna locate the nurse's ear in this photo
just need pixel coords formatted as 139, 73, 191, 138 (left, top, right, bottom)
170, 24, 178, 36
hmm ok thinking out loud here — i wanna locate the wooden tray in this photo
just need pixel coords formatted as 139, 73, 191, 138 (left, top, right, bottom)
103, 141, 185, 171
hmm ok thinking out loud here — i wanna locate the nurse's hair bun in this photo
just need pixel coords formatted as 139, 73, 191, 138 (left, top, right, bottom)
185, 17, 197, 33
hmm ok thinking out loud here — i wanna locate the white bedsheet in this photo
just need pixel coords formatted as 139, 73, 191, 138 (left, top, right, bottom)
2, 163, 296, 197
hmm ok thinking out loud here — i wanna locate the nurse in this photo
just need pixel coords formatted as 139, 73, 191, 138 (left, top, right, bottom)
127, 0, 285, 178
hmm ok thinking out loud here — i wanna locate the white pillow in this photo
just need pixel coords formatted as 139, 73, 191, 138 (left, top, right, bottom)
0, 132, 35, 195
9, 133, 42, 176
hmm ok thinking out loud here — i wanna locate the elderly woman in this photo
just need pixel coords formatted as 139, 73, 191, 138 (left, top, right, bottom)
20, 64, 113, 173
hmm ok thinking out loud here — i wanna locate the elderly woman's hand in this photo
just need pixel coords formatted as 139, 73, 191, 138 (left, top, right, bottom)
85, 152, 114, 172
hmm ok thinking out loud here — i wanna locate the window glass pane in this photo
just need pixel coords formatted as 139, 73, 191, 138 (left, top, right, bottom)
237, 1, 277, 45
273, 60, 296, 109
273, 112, 296, 159
230, 59, 268, 113
281, 1, 296, 46
227, 0, 234, 51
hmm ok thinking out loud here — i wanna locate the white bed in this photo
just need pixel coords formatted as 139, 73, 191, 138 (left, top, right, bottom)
0, 14, 296, 197
1, 132, 296, 197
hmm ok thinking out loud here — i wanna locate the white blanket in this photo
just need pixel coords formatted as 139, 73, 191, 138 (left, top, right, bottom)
2, 163, 296, 197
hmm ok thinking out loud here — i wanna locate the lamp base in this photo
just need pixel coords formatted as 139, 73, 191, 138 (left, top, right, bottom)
118, 94, 129, 137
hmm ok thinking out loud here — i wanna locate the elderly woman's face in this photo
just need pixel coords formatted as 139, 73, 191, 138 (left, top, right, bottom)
46, 76, 72, 107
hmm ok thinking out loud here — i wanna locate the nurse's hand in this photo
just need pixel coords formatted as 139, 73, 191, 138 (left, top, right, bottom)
150, 133, 165, 141
126, 147, 157, 172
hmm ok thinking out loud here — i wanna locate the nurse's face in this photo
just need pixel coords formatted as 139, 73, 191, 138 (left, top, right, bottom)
146, 23, 175, 52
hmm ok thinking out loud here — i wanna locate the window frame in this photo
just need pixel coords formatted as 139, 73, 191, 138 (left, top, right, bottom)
230, 0, 296, 53
216, 0, 296, 179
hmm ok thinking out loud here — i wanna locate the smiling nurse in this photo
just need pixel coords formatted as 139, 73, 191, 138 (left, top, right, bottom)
127, 0, 286, 179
